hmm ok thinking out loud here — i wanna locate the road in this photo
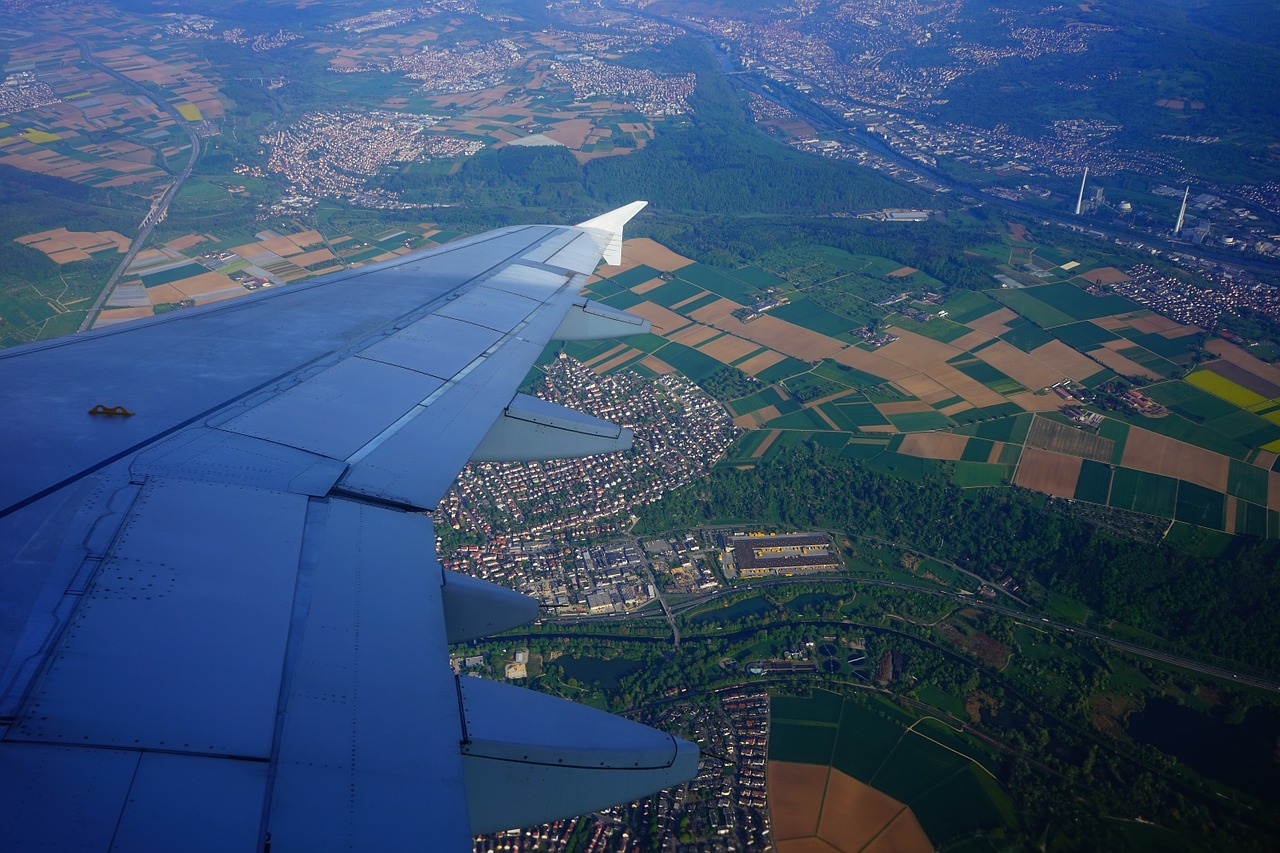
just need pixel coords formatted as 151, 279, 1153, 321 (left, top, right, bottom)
550, 573, 1280, 692
46, 31, 204, 332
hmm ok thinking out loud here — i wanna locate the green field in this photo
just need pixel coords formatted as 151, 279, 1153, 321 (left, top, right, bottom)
673, 263, 757, 304
953, 461, 1007, 487
962, 412, 1033, 442
1174, 481, 1226, 528
833, 402, 891, 427
947, 354, 1027, 395
892, 315, 972, 343
767, 408, 835, 431
652, 342, 722, 381
943, 290, 1002, 324
643, 279, 703, 308
771, 692, 1016, 846
1050, 320, 1121, 350
1146, 380, 1240, 423
756, 357, 811, 384
1074, 459, 1114, 504
729, 385, 785, 416
1227, 458, 1270, 505
771, 298, 855, 336
999, 320, 1056, 353
887, 410, 952, 432
813, 359, 890, 388
961, 437, 995, 462
1110, 468, 1179, 517
139, 262, 204, 287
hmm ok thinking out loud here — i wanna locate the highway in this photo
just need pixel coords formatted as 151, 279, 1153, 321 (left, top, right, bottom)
46, 31, 205, 332
549, 573, 1280, 693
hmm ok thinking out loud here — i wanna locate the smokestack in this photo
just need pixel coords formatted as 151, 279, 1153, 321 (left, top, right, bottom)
1174, 186, 1189, 235
1075, 167, 1089, 216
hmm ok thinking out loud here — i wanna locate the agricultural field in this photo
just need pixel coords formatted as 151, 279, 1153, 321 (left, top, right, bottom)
768, 690, 1016, 849
82, 221, 446, 327
574, 236, 1280, 536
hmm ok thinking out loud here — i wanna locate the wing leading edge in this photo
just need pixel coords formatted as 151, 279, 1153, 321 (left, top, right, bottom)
0, 201, 700, 850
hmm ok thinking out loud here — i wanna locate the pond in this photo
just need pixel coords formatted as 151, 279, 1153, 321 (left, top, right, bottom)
557, 655, 643, 689
1126, 697, 1280, 802
688, 595, 775, 625
788, 592, 836, 612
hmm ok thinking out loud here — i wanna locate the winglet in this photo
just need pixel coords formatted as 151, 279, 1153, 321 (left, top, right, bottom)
577, 200, 647, 266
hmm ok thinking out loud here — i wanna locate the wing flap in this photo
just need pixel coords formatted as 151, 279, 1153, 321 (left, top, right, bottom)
220, 358, 445, 460
9, 479, 304, 757
267, 504, 471, 851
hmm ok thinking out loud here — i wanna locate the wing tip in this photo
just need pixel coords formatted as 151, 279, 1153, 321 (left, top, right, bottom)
577, 201, 648, 266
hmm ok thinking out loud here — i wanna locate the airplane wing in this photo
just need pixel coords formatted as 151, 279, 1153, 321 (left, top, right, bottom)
0, 201, 699, 850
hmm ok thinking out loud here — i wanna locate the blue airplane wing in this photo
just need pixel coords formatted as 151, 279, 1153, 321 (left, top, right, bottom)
0, 201, 698, 851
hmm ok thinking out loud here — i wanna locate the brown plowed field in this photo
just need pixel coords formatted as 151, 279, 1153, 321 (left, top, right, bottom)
737, 350, 788, 376
1127, 313, 1181, 334
714, 313, 845, 362
976, 339, 1063, 389
1014, 447, 1082, 498
830, 347, 918, 381
632, 277, 666, 293
639, 355, 675, 374
1080, 266, 1130, 284
898, 433, 969, 460
769, 762, 931, 853
1206, 340, 1280, 391
878, 330, 965, 370
591, 347, 640, 374
621, 238, 694, 271
966, 307, 1020, 335
689, 297, 743, 325
1087, 348, 1161, 381
94, 307, 153, 327
1121, 427, 1228, 491
878, 401, 935, 415
896, 374, 949, 399
1027, 340, 1100, 382
670, 324, 720, 346
624, 301, 691, 335
1008, 391, 1062, 412
700, 333, 764, 363
950, 330, 995, 351
922, 364, 1008, 407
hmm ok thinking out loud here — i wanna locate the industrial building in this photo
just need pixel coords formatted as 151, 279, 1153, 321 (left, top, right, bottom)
728, 533, 840, 579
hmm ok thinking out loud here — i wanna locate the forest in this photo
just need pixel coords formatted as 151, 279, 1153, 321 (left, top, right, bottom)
636, 442, 1280, 673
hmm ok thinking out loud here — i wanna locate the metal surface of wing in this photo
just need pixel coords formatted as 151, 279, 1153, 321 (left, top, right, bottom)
0, 201, 699, 849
